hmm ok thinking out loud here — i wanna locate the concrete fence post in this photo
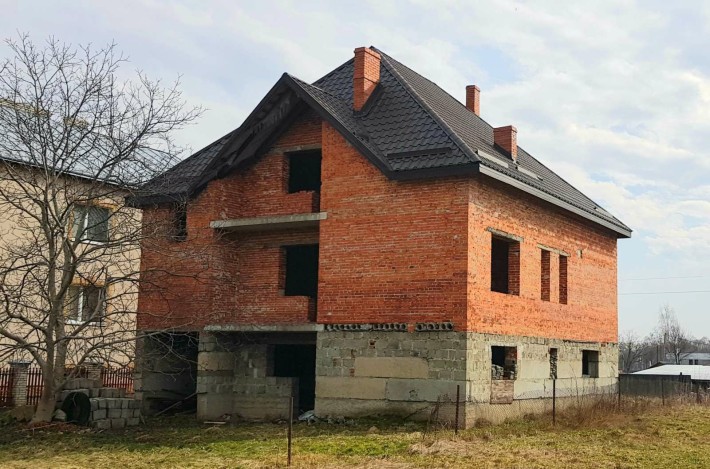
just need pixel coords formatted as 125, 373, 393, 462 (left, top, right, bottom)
85, 361, 104, 384
9, 361, 31, 407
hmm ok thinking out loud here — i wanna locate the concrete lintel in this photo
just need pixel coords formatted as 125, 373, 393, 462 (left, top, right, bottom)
210, 212, 327, 232
204, 323, 324, 333
272, 143, 322, 154
537, 243, 570, 257
486, 227, 523, 242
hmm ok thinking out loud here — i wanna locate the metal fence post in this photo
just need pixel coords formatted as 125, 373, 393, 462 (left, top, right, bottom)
287, 395, 294, 467
617, 376, 622, 411
661, 378, 665, 406
454, 384, 460, 435
552, 378, 556, 425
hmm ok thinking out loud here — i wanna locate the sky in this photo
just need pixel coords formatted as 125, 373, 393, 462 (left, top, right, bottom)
3, 0, 709, 338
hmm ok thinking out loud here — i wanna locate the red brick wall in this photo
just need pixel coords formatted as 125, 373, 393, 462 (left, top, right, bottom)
138, 107, 619, 344
466, 177, 618, 343
317, 122, 470, 326
137, 110, 322, 330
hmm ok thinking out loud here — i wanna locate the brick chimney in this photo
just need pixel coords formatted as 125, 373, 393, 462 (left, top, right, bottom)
353, 47, 381, 111
494, 125, 517, 161
465, 85, 480, 116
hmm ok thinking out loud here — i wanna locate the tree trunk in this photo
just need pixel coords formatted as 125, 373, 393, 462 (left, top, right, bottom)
31, 377, 56, 423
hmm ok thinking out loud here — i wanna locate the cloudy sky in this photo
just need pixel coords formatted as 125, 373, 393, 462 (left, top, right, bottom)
4, 0, 709, 337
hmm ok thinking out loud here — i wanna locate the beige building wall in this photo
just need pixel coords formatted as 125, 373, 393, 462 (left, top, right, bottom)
0, 163, 141, 367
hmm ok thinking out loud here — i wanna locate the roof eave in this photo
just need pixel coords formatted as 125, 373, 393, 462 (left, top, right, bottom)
478, 164, 632, 238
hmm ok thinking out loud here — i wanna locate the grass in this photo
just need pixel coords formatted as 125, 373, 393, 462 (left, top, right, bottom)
1, 404, 709, 468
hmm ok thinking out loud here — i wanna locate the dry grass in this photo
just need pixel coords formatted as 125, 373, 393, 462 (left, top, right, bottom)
1, 403, 709, 468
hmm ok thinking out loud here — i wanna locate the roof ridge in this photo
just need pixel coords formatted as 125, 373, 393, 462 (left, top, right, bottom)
288, 73, 344, 100
374, 48, 479, 164
312, 58, 354, 86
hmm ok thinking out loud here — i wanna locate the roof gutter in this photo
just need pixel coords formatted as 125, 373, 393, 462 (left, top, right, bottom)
478, 164, 632, 238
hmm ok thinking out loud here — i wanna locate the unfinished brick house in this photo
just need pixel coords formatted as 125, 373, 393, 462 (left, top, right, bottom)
131, 46, 631, 425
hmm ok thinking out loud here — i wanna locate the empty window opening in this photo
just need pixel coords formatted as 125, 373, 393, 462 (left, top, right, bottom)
273, 344, 316, 412
491, 346, 517, 380
549, 348, 558, 379
541, 250, 551, 301
491, 237, 520, 295
288, 150, 321, 193
172, 203, 188, 241
582, 350, 599, 378
283, 244, 319, 298
559, 255, 568, 304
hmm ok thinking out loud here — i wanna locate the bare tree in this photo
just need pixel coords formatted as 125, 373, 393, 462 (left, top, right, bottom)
0, 35, 201, 422
618, 330, 648, 373
655, 304, 693, 365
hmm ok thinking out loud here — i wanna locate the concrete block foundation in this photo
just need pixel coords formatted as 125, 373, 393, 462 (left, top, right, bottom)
192, 329, 617, 427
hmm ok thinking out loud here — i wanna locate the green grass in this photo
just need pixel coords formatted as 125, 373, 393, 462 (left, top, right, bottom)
1, 405, 709, 468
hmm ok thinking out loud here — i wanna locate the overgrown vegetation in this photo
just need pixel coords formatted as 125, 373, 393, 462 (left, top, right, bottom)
1, 404, 709, 468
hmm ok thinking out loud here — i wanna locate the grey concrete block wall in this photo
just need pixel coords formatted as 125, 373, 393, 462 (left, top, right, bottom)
196, 332, 298, 421
192, 329, 618, 426
314, 330, 619, 426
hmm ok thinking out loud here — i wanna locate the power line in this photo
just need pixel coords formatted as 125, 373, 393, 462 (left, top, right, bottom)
620, 275, 708, 281
620, 290, 710, 296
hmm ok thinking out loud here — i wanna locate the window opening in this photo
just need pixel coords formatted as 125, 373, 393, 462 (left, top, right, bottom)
491, 236, 520, 295
541, 250, 551, 301
71, 204, 110, 242
491, 346, 517, 380
559, 255, 568, 304
66, 284, 105, 322
549, 348, 558, 379
172, 203, 187, 241
288, 150, 321, 193
582, 350, 599, 378
283, 244, 319, 298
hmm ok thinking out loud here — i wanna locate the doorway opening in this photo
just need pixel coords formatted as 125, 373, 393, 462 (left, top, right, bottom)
272, 344, 317, 412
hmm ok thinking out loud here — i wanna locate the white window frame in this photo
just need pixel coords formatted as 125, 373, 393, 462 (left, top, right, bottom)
72, 204, 110, 244
66, 285, 106, 324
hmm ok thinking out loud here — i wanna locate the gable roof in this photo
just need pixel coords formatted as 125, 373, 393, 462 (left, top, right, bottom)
133, 47, 631, 237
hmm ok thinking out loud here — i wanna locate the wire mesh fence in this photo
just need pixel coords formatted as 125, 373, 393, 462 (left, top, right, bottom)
419, 374, 710, 431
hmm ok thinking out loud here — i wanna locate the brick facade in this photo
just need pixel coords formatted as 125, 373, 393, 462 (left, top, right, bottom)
138, 109, 618, 343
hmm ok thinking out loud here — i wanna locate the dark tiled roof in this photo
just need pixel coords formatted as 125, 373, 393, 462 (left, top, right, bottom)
135, 48, 630, 236
138, 131, 234, 201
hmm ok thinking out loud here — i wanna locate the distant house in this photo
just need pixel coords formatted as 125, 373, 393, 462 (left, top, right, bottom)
665, 352, 710, 366
132, 46, 631, 425
634, 364, 710, 385
0, 154, 141, 368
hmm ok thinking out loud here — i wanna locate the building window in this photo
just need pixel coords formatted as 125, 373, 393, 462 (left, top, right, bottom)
71, 204, 110, 243
549, 348, 558, 379
172, 203, 188, 241
66, 284, 106, 323
559, 255, 568, 304
491, 346, 517, 380
582, 350, 599, 378
491, 236, 520, 295
541, 250, 551, 301
283, 244, 319, 298
287, 150, 321, 193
